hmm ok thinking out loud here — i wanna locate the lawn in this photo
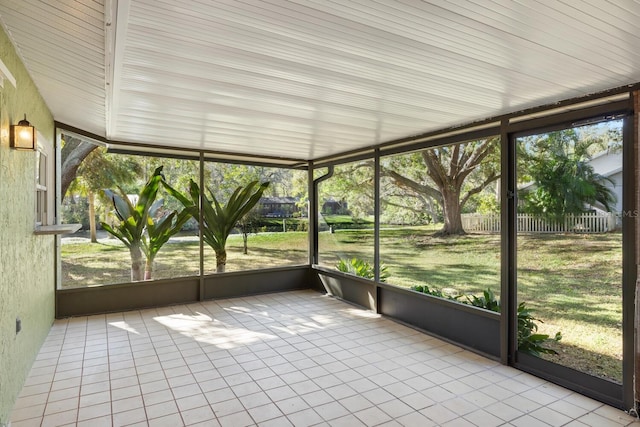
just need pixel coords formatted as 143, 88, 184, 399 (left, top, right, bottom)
61, 232, 309, 285
62, 227, 623, 382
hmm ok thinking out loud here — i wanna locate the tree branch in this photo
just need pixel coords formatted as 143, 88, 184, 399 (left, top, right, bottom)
460, 172, 500, 208
382, 166, 442, 202
61, 135, 99, 200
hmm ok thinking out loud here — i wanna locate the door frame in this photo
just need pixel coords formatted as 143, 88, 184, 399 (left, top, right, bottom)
501, 99, 636, 410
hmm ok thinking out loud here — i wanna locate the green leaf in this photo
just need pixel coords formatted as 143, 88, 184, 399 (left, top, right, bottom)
169, 179, 269, 269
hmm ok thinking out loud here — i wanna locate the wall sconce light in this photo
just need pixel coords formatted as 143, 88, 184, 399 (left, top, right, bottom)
10, 114, 36, 150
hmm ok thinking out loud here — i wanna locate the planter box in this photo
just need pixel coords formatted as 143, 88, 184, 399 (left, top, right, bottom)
315, 267, 376, 310
311, 267, 500, 358
378, 285, 501, 358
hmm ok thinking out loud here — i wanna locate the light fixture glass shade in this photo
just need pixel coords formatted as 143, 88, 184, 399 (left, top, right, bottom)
10, 115, 36, 150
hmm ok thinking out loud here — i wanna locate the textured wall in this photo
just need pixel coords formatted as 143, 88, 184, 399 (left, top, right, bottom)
0, 26, 55, 425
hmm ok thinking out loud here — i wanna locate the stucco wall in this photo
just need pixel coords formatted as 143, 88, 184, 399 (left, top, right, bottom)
0, 26, 55, 425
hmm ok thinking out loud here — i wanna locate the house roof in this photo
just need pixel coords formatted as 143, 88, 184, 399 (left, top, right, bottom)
589, 150, 623, 178
1, 1, 639, 161
261, 196, 298, 204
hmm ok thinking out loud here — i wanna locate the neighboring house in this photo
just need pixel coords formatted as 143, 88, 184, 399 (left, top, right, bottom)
588, 150, 623, 213
260, 196, 300, 218
322, 197, 349, 215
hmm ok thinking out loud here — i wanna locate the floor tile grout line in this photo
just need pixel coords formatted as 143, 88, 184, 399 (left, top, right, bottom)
10, 290, 639, 427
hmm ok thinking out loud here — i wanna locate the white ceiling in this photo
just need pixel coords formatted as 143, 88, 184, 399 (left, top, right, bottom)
1, 0, 640, 161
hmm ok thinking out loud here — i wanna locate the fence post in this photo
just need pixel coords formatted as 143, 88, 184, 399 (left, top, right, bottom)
607, 212, 616, 231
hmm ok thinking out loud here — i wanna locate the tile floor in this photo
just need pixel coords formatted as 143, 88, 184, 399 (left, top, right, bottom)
10, 290, 640, 427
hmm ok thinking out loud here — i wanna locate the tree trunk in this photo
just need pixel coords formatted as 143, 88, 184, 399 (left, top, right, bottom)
242, 233, 248, 255
60, 136, 99, 201
145, 257, 153, 280
88, 190, 97, 243
438, 188, 465, 236
215, 249, 227, 273
130, 244, 144, 281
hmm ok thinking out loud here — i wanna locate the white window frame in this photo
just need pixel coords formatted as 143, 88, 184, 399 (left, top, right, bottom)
35, 132, 54, 226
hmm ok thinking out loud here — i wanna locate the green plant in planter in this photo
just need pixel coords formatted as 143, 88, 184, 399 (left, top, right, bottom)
465, 288, 500, 312
517, 302, 562, 356
411, 285, 448, 299
336, 257, 389, 282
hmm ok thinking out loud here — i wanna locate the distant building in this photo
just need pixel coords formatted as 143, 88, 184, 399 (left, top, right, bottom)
321, 197, 349, 215
260, 196, 300, 218
588, 150, 622, 213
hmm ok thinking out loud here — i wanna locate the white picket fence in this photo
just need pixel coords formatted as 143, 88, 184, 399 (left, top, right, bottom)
461, 212, 617, 234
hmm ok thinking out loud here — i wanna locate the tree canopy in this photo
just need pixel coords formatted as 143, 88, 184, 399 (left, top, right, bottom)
518, 126, 620, 221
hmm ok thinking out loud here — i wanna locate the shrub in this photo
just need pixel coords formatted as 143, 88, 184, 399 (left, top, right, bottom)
336, 257, 389, 282
411, 285, 448, 299
61, 196, 90, 229
517, 302, 562, 356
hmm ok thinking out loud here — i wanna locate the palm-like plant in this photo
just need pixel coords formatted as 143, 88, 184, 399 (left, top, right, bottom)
101, 166, 190, 280
142, 198, 192, 279
166, 179, 269, 272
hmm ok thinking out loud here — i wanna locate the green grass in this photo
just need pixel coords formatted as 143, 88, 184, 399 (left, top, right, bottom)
62, 233, 308, 284
62, 226, 623, 382
318, 227, 623, 382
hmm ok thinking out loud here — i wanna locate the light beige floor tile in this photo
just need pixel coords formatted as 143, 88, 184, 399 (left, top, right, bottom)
503, 393, 543, 414
353, 406, 392, 426
257, 415, 294, 427
442, 417, 476, 426
10, 416, 43, 427
484, 401, 525, 422
142, 389, 175, 407
171, 383, 201, 399
274, 395, 310, 415
420, 403, 459, 425
462, 408, 507, 427
113, 407, 147, 427
339, 394, 374, 413
10, 404, 46, 421
112, 395, 144, 414
216, 410, 255, 427
8, 291, 639, 427
12, 392, 49, 410
40, 408, 78, 427
285, 408, 324, 427
211, 397, 246, 417
44, 397, 79, 415
180, 404, 216, 425
577, 412, 632, 427
77, 401, 112, 422
76, 414, 112, 427
246, 403, 283, 423
145, 400, 179, 420
176, 393, 208, 412
594, 405, 640, 425
238, 391, 272, 410
396, 411, 436, 427
147, 412, 184, 427
79, 390, 110, 408
510, 414, 553, 427
530, 406, 573, 426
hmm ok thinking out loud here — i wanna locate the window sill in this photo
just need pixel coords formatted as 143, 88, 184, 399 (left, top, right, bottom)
34, 224, 82, 235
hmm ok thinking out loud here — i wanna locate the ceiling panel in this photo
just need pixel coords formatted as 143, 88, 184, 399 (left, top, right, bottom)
1, 0, 640, 160
0, 0, 106, 134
